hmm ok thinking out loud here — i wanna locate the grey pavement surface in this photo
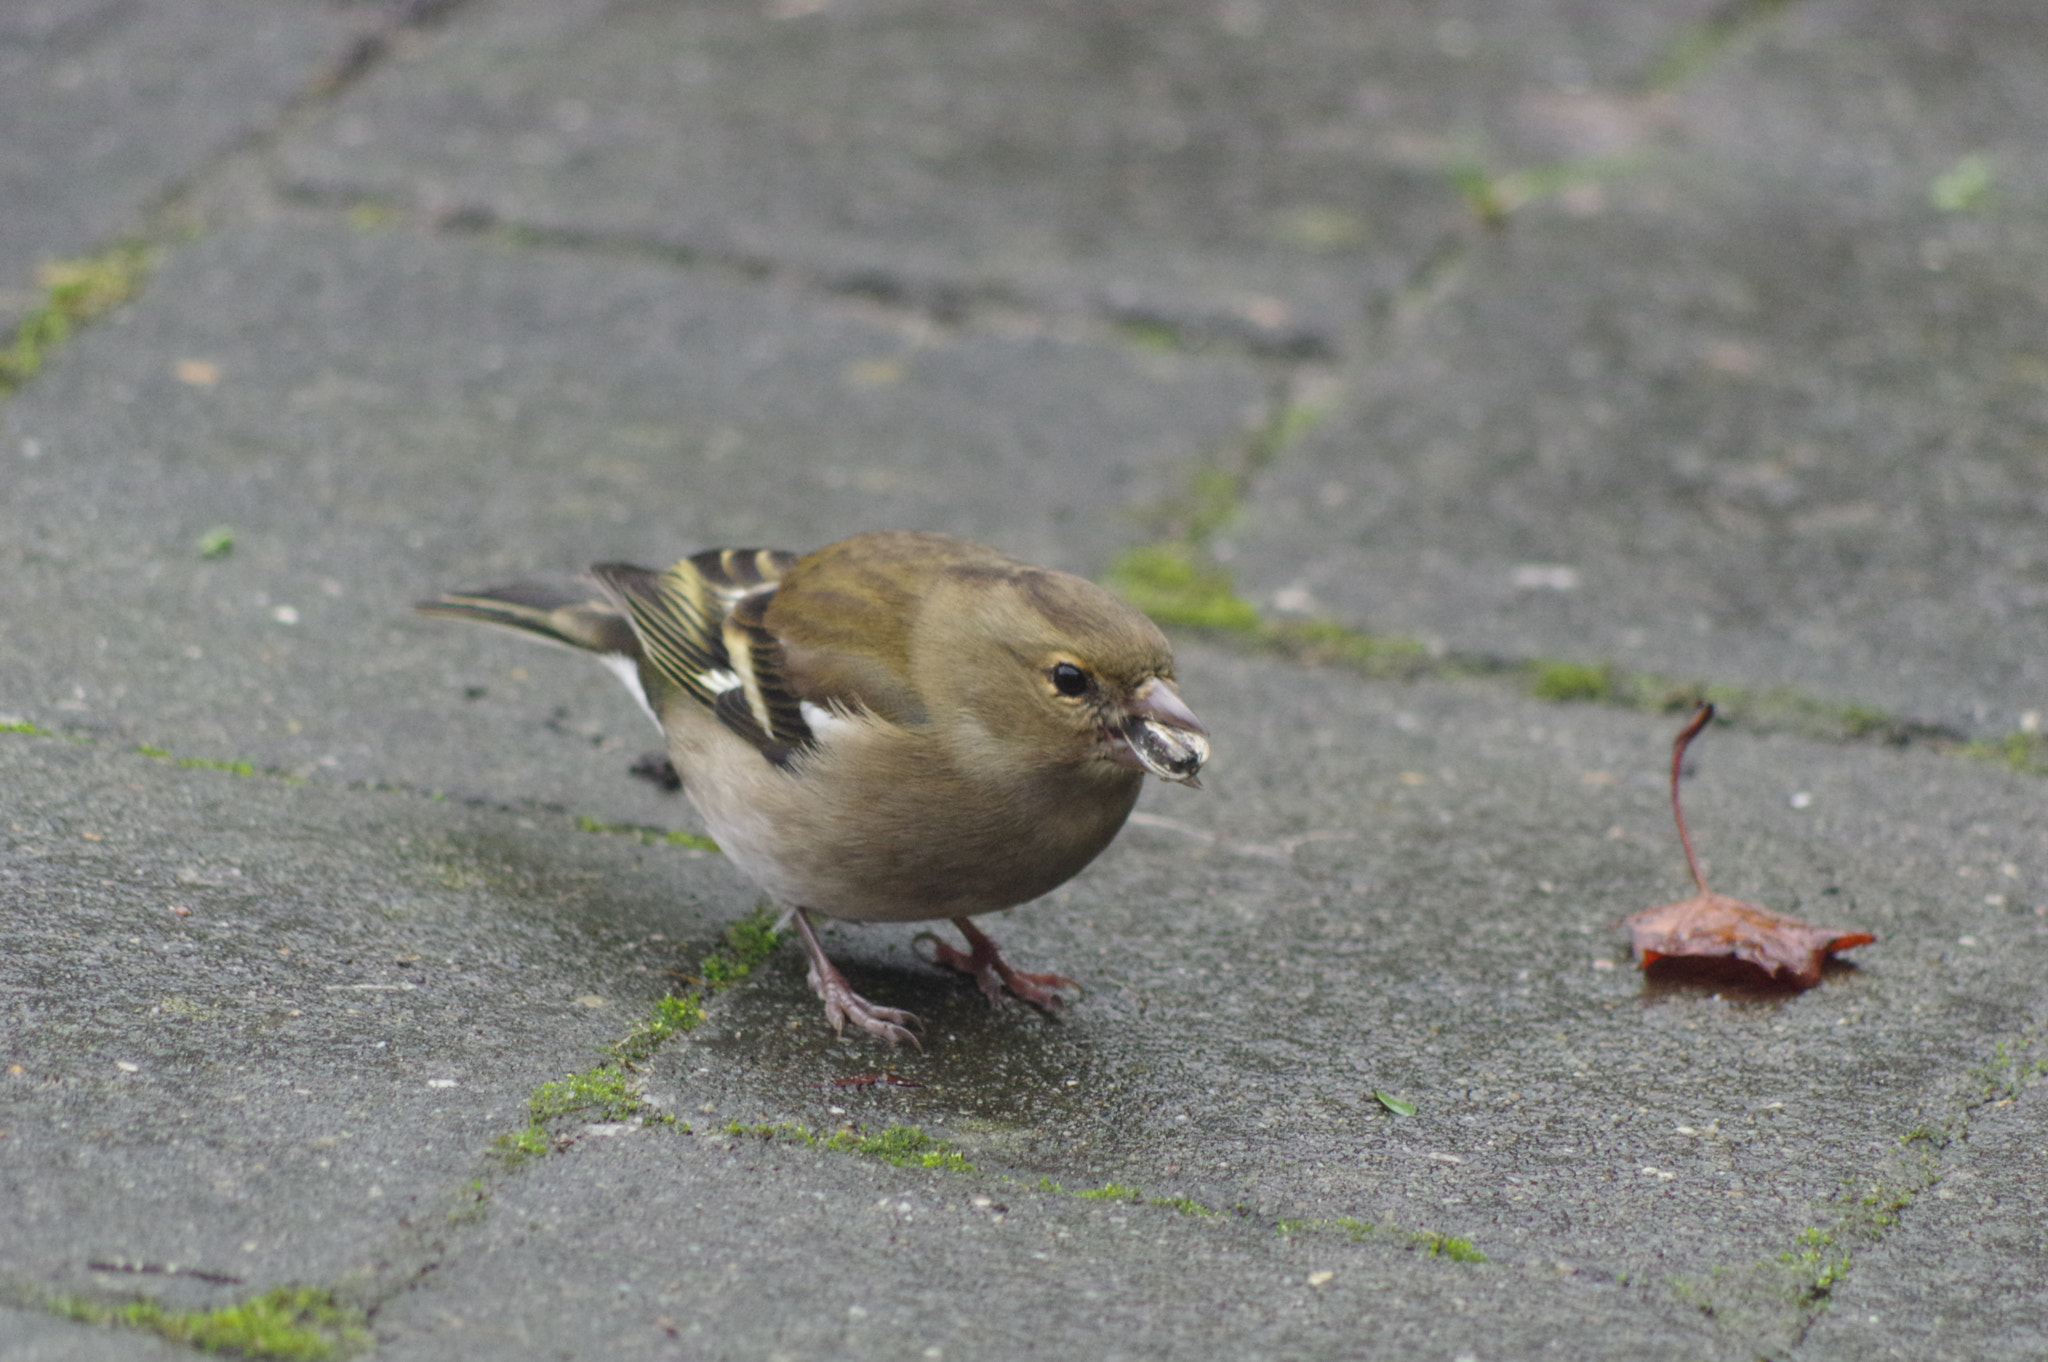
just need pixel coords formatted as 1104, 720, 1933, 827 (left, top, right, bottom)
3, 1, 2045, 1359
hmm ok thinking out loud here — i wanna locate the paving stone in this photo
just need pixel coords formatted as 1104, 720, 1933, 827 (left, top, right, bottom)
0, 730, 758, 1316
273, 0, 1731, 354
368, 1126, 1726, 1362
7, 0, 2047, 1354
0, 0, 359, 328
1231, 0, 2048, 735
0, 1305, 196, 1362
1799, 1079, 2048, 1362
0, 220, 1265, 814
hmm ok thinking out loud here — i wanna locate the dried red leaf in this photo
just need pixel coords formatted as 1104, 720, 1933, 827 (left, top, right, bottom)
1625, 703, 1874, 990
825, 1071, 923, 1089
1625, 890, 1876, 989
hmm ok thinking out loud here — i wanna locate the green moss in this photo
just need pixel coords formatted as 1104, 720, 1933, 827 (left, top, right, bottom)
700, 909, 780, 986
530, 1064, 665, 1125
1104, 544, 1261, 633
1529, 660, 1618, 703
614, 992, 706, 1063
491, 912, 778, 1162
823, 1124, 975, 1172
1448, 157, 1639, 226
1971, 1034, 2048, 1101
1151, 1195, 1217, 1217
2, 719, 58, 737
53, 1285, 365, 1360
1075, 1182, 1143, 1201
1116, 318, 1190, 351
1961, 730, 2048, 775
574, 814, 720, 851
448, 1177, 492, 1225
1421, 1232, 1487, 1263
1639, 0, 1792, 92
726, 1120, 976, 1173
1775, 1227, 1850, 1304
0, 246, 150, 395
1276, 1216, 1486, 1263
1930, 153, 1996, 213
133, 744, 287, 781
490, 1125, 553, 1165
198, 526, 235, 559
1265, 618, 1431, 677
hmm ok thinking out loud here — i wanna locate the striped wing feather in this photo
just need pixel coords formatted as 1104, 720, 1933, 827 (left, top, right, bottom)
594, 548, 814, 765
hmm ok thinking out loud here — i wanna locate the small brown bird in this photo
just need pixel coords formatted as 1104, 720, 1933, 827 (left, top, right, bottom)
419, 531, 1209, 1045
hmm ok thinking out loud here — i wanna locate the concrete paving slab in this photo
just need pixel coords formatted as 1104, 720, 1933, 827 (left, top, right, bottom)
368, 1124, 1726, 1362
0, 0, 360, 328
1800, 1078, 2048, 1362
271, 0, 1729, 354
5, 0, 2046, 1354
0, 220, 1265, 814
1228, 193, 2048, 737
0, 1305, 196, 1362
0, 729, 758, 1315
11, 636, 2044, 1357
569, 645, 2046, 1350
1231, 0, 2048, 735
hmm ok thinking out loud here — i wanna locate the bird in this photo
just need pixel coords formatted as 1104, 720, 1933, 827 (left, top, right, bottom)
418, 530, 1209, 1046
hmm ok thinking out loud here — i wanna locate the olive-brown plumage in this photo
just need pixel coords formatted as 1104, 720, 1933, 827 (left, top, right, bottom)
420, 531, 1208, 1045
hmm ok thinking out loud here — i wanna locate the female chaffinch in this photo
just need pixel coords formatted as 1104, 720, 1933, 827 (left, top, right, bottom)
420, 530, 1209, 1046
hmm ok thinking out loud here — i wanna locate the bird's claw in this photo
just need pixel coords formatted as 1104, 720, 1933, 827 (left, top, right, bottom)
791, 908, 923, 1048
915, 920, 1080, 1013
808, 960, 924, 1048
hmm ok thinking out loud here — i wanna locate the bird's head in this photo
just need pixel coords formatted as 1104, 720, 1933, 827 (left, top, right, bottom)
917, 561, 1210, 788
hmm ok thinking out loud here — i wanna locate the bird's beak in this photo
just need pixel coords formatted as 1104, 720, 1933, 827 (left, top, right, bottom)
1116, 678, 1209, 787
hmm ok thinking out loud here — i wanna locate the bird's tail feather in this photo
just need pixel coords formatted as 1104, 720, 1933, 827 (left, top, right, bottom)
416, 584, 641, 658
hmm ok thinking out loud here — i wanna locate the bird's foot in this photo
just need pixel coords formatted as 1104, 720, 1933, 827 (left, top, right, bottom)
792, 910, 921, 1047
915, 917, 1081, 1012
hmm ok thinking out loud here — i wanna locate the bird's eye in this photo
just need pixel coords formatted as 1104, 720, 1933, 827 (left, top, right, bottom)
1049, 661, 1089, 697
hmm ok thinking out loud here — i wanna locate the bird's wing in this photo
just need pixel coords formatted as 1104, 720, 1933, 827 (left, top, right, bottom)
594, 548, 814, 766
762, 531, 1020, 727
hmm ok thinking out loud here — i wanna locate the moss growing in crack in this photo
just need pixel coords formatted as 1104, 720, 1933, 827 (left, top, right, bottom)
1105, 544, 1261, 633
1450, 154, 1647, 227
530, 1064, 667, 1126
1775, 1226, 1851, 1305
1530, 661, 1619, 704
1265, 618, 1431, 675
2, 719, 58, 737
1075, 1182, 1143, 1202
725, 1120, 975, 1173
826, 1124, 974, 1172
614, 992, 707, 1064
1276, 1216, 1486, 1263
1962, 730, 2048, 776
134, 743, 308, 783
52, 1285, 366, 1361
701, 909, 780, 986
1970, 1035, 2048, 1101
1638, 0, 1792, 93
491, 912, 778, 1162
0, 245, 150, 395
575, 814, 719, 851
490, 1124, 552, 1167
137, 745, 260, 777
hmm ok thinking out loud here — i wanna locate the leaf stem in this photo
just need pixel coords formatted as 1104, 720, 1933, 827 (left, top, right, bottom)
1672, 702, 1715, 894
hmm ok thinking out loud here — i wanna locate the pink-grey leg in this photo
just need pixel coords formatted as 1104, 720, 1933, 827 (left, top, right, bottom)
915, 917, 1080, 1011
791, 909, 922, 1048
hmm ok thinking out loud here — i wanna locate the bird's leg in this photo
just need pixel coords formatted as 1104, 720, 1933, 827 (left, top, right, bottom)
790, 909, 922, 1048
915, 917, 1081, 1012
